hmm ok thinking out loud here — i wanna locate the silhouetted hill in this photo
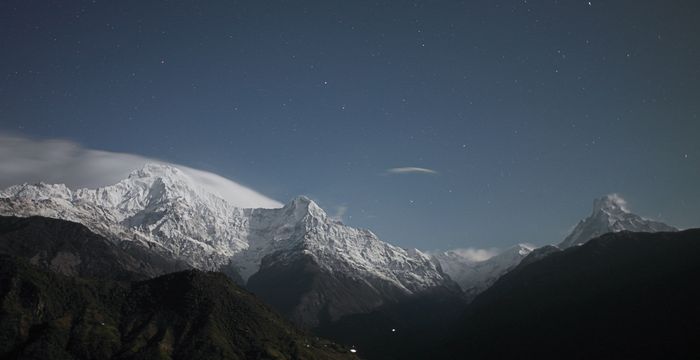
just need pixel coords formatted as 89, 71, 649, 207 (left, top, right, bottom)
315, 286, 466, 360
442, 229, 700, 359
0, 215, 188, 281
0, 255, 357, 360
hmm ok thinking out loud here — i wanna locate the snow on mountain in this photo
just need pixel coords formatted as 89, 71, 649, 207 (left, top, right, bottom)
0, 164, 251, 269
558, 194, 678, 249
434, 194, 678, 296
0, 163, 447, 295
0, 134, 283, 209
432, 244, 534, 297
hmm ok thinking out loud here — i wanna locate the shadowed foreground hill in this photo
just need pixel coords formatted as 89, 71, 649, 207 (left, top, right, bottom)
0, 215, 189, 281
442, 229, 700, 359
0, 256, 357, 360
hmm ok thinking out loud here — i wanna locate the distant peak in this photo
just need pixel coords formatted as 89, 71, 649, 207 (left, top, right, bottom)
515, 243, 536, 253
592, 193, 629, 215
502, 243, 535, 257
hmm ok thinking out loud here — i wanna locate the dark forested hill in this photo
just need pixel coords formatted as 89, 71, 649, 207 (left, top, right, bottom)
0, 255, 357, 360
0, 215, 188, 281
442, 229, 700, 359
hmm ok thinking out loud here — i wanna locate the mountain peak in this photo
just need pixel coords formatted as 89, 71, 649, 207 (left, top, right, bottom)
284, 195, 326, 220
512, 243, 536, 256
592, 193, 629, 215
290, 195, 313, 205
493, 243, 535, 260
128, 163, 185, 180
559, 194, 677, 248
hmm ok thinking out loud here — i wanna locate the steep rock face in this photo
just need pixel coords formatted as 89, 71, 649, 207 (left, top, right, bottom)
559, 194, 677, 249
231, 196, 446, 293
0, 164, 453, 326
247, 252, 418, 327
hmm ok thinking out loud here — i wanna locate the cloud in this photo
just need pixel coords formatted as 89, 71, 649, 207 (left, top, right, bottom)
447, 248, 499, 262
606, 193, 629, 211
385, 167, 438, 175
0, 134, 283, 209
331, 205, 348, 221
425, 247, 499, 262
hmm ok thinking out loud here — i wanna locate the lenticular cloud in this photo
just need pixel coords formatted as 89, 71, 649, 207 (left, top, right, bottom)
0, 134, 282, 209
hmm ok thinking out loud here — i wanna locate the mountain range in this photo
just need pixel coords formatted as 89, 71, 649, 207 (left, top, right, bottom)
431, 193, 678, 297
0, 164, 458, 327
0, 163, 695, 359
0, 165, 680, 323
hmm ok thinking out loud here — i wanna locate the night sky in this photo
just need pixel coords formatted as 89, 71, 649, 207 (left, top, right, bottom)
1, 0, 699, 250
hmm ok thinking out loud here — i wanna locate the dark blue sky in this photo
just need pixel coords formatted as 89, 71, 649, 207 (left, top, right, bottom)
1, 0, 699, 250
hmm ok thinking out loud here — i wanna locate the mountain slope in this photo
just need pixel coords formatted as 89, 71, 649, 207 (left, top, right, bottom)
559, 194, 677, 248
431, 244, 534, 297
0, 215, 188, 281
0, 255, 358, 360
442, 229, 700, 359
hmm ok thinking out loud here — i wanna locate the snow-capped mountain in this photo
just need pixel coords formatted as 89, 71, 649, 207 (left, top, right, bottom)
0, 164, 251, 270
434, 194, 678, 297
0, 163, 455, 326
432, 244, 534, 297
559, 194, 678, 249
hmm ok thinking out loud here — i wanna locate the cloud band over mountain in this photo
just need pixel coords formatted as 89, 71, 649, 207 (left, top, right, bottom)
0, 134, 282, 209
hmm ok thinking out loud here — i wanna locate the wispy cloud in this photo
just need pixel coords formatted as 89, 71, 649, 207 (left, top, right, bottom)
605, 193, 629, 212
385, 167, 438, 175
426, 247, 499, 262
331, 205, 348, 221
448, 247, 499, 262
0, 134, 283, 209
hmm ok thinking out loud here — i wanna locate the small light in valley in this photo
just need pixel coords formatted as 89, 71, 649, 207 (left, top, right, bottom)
350, 348, 357, 353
